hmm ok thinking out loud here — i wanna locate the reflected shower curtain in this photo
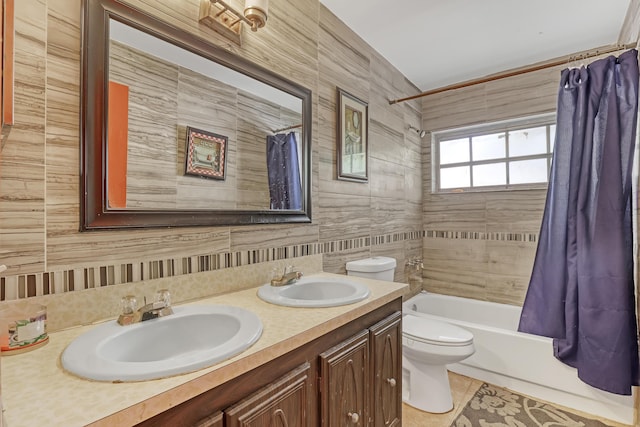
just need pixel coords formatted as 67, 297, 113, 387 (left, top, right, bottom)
518, 49, 640, 395
266, 132, 302, 210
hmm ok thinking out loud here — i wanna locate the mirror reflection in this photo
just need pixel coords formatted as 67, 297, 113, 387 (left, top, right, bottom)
108, 20, 303, 211
81, 0, 312, 229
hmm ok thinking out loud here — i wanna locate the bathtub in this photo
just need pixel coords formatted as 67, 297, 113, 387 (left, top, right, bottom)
403, 291, 636, 425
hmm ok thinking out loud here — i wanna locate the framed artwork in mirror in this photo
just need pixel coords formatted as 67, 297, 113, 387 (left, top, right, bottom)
337, 88, 368, 182
185, 126, 227, 180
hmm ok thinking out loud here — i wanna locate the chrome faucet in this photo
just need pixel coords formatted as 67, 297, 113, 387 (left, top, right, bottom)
138, 300, 174, 322
118, 290, 174, 326
270, 266, 303, 287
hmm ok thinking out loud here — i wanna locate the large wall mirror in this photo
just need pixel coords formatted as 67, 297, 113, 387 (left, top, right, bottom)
81, 0, 312, 229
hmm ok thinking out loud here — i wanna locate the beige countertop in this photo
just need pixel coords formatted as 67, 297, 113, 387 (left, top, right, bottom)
1, 273, 407, 427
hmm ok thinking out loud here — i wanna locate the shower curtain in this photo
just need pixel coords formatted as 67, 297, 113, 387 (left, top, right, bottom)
518, 49, 640, 395
266, 132, 302, 210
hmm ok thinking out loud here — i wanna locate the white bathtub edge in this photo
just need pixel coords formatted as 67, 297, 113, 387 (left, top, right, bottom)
403, 292, 636, 425
447, 362, 635, 426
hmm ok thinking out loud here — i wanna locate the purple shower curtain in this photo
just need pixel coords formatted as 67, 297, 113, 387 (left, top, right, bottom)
266, 132, 302, 210
518, 49, 640, 395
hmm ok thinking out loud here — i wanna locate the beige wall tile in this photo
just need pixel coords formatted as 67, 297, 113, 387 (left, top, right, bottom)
485, 190, 546, 233
485, 274, 531, 306
371, 196, 410, 235
369, 120, 405, 165
230, 224, 319, 252
0, 0, 422, 309
421, 59, 563, 305
618, 0, 640, 44
486, 240, 537, 276
422, 84, 487, 132
369, 157, 406, 199
317, 193, 372, 242
424, 192, 488, 231
46, 228, 231, 271
0, 162, 45, 275
422, 237, 487, 300
485, 240, 537, 304
484, 70, 558, 120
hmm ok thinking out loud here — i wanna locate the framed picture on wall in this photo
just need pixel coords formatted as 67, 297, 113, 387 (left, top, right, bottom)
184, 126, 228, 180
337, 88, 368, 182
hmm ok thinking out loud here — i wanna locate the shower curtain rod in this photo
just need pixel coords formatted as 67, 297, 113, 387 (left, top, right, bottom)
388, 43, 638, 105
272, 123, 302, 133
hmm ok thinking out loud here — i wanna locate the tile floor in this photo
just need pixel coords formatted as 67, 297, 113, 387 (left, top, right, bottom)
401, 371, 633, 427
402, 372, 483, 427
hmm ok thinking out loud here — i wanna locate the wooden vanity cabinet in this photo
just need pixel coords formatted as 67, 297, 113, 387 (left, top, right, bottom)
193, 412, 223, 427
224, 362, 312, 426
369, 313, 402, 427
135, 299, 402, 427
318, 312, 402, 427
319, 330, 370, 426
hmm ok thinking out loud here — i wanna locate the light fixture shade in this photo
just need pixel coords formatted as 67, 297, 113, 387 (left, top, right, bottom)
244, 0, 268, 31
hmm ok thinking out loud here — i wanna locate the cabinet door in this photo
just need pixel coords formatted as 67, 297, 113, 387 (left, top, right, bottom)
319, 329, 370, 427
224, 362, 312, 427
192, 412, 223, 427
369, 312, 402, 427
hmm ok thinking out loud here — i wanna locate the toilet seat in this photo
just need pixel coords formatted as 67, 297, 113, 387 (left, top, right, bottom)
403, 314, 473, 347
401, 312, 475, 414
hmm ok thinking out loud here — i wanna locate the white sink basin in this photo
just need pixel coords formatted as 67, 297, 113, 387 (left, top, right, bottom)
257, 276, 370, 308
61, 305, 262, 382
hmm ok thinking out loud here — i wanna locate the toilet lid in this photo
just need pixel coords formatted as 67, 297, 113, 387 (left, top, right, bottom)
403, 314, 473, 346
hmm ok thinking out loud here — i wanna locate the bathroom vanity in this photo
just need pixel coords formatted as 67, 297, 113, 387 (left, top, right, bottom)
0, 273, 406, 427
138, 303, 401, 427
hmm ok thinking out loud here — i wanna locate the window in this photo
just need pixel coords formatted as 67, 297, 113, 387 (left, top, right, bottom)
433, 114, 556, 192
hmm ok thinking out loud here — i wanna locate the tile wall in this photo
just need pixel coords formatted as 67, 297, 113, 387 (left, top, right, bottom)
5, 1, 635, 313
420, 50, 638, 306
0, 1, 423, 309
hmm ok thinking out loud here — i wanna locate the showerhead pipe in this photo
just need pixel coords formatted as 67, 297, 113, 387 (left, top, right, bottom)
409, 125, 426, 138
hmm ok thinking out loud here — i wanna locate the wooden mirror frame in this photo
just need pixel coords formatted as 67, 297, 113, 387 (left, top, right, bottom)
81, 0, 312, 230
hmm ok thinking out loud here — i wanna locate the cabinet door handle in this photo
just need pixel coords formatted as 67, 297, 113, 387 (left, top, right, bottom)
386, 378, 396, 387
347, 412, 360, 423
272, 409, 289, 427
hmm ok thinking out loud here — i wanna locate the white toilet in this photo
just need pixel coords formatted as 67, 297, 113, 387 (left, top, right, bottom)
346, 257, 475, 414
402, 313, 474, 413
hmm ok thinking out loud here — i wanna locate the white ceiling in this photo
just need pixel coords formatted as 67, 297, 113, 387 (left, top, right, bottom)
319, 0, 632, 92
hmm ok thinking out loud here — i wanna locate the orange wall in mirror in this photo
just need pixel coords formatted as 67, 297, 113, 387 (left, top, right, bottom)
107, 81, 129, 209
1, 0, 14, 127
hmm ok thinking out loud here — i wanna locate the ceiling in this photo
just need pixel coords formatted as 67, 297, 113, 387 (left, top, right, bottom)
319, 0, 632, 92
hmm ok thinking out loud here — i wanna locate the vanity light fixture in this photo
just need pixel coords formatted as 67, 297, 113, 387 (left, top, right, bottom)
243, 0, 269, 31
199, 0, 268, 44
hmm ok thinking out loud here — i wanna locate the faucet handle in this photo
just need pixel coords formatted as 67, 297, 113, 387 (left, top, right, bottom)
155, 289, 171, 307
121, 295, 138, 315
118, 295, 140, 326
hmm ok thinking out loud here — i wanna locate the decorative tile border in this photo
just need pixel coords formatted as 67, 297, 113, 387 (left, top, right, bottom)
0, 230, 425, 301
0, 229, 538, 301
425, 230, 538, 243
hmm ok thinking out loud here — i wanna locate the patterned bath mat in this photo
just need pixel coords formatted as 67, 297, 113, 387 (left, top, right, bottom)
450, 383, 615, 427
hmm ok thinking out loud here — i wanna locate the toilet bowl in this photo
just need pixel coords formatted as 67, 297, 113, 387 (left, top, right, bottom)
346, 256, 475, 413
402, 313, 475, 413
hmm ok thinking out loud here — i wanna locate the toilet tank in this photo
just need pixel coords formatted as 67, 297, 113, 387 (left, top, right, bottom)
346, 257, 397, 281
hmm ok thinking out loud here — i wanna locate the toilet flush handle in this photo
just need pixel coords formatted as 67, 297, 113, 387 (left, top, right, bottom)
386, 377, 396, 387
347, 412, 360, 423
